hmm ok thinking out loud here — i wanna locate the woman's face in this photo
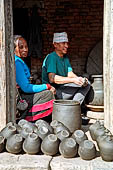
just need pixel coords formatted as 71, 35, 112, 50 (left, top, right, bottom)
14, 37, 28, 58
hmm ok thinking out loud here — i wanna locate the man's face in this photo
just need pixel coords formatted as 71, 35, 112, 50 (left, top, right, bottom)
15, 38, 28, 58
54, 42, 69, 55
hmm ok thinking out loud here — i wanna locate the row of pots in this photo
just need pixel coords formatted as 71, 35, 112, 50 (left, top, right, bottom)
0, 119, 97, 160
89, 120, 113, 162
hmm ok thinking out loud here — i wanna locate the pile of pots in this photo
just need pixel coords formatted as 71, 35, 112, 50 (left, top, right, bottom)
0, 119, 97, 160
89, 120, 113, 162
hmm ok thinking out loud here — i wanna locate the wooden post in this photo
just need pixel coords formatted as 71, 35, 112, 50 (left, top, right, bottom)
104, 0, 113, 133
0, 0, 16, 130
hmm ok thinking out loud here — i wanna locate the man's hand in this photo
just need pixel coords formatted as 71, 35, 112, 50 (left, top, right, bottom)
73, 77, 88, 86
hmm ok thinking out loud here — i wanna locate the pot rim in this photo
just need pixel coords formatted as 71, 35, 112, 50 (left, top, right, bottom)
53, 100, 80, 106
91, 74, 103, 78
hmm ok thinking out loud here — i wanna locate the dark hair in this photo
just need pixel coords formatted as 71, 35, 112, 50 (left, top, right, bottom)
13, 35, 23, 49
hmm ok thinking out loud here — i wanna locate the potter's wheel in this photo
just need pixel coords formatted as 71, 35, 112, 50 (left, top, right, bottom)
86, 104, 104, 112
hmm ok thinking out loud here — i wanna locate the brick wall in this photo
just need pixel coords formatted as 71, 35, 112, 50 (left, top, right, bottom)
13, 0, 103, 76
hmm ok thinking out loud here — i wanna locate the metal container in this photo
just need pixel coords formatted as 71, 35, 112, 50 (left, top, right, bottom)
89, 75, 104, 106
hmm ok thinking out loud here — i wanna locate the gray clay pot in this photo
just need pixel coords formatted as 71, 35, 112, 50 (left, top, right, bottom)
37, 126, 51, 140
23, 133, 41, 154
50, 120, 70, 134
35, 119, 53, 133
99, 135, 113, 161
20, 127, 33, 139
0, 125, 16, 139
78, 140, 96, 160
57, 129, 70, 141
6, 134, 23, 154
72, 130, 88, 144
41, 134, 59, 156
59, 137, 78, 158
52, 100, 82, 133
94, 126, 105, 142
18, 119, 35, 131
0, 136, 5, 152
89, 120, 101, 141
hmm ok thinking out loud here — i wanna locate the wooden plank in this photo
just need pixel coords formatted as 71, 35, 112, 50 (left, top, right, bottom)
0, 0, 16, 130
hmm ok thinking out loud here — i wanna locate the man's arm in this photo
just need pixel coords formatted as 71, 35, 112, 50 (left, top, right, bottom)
68, 71, 78, 78
48, 72, 84, 86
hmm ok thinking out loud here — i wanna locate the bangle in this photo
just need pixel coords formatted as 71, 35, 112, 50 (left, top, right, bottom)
46, 84, 51, 90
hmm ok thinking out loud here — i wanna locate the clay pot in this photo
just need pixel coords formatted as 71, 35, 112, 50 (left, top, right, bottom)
89, 75, 104, 106
20, 127, 33, 139
50, 120, 70, 134
0, 136, 5, 152
89, 120, 101, 141
78, 140, 96, 160
57, 130, 70, 141
23, 133, 41, 154
41, 134, 59, 156
35, 119, 53, 133
18, 119, 35, 131
59, 137, 78, 158
72, 130, 88, 144
94, 126, 105, 142
99, 136, 113, 161
0, 125, 16, 139
37, 126, 50, 140
6, 134, 23, 154
52, 100, 82, 133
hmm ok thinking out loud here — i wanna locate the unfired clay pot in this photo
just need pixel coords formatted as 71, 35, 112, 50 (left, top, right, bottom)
89, 120, 101, 141
6, 134, 23, 154
59, 137, 78, 158
72, 130, 88, 144
78, 140, 96, 160
99, 136, 113, 161
52, 100, 82, 133
23, 133, 41, 154
41, 134, 59, 156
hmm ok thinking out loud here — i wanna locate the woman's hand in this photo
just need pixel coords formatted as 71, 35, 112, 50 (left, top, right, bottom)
50, 86, 56, 95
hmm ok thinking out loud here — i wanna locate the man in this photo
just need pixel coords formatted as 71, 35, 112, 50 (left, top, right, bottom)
42, 32, 91, 105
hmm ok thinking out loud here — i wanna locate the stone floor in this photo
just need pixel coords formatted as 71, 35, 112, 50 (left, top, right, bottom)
0, 119, 113, 170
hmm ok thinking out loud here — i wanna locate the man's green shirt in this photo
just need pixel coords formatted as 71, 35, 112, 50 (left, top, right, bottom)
42, 51, 72, 87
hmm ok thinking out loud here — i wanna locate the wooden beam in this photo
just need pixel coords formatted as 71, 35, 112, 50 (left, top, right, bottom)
0, 0, 16, 130
104, 0, 113, 133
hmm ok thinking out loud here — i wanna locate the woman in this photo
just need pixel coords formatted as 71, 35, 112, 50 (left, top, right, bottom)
14, 35, 55, 122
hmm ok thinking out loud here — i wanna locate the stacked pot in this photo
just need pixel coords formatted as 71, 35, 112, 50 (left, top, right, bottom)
0, 119, 97, 160
89, 120, 113, 162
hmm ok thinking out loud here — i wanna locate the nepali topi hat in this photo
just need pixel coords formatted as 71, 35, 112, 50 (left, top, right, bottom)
53, 32, 68, 43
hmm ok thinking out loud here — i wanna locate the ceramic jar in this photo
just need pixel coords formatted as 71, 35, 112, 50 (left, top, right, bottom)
37, 126, 50, 140
6, 134, 23, 154
78, 140, 96, 160
18, 119, 35, 131
35, 119, 53, 133
50, 120, 70, 134
0, 125, 16, 139
52, 100, 82, 133
41, 134, 59, 156
72, 130, 88, 144
89, 75, 104, 106
56, 129, 70, 141
89, 120, 101, 141
99, 136, 113, 161
20, 127, 33, 138
94, 126, 105, 142
0, 136, 5, 152
23, 133, 41, 154
59, 137, 78, 158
